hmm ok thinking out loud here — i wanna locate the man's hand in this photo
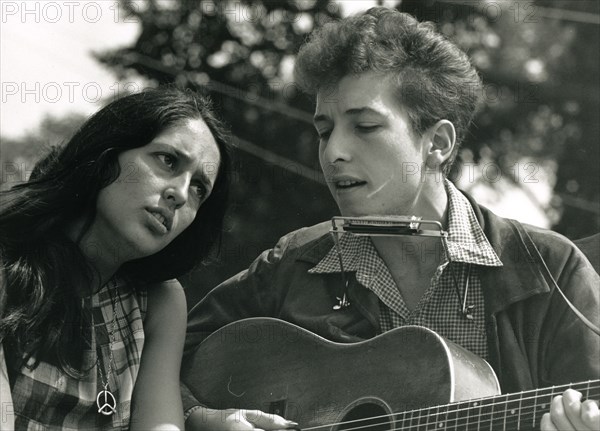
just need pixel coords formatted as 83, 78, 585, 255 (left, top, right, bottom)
540, 389, 599, 430
186, 407, 299, 431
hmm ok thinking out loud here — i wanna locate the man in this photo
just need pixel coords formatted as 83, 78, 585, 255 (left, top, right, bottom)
575, 233, 600, 274
181, 8, 600, 431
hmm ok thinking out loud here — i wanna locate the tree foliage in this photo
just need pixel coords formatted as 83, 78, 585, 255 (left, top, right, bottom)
97, 0, 341, 303
1, 114, 87, 190
97, 0, 599, 302
400, 0, 599, 239
2, 1, 597, 303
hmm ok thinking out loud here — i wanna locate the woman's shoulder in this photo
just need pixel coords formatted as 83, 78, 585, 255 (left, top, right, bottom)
145, 280, 186, 312
146, 279, 184, 299
143, 279, 186, 338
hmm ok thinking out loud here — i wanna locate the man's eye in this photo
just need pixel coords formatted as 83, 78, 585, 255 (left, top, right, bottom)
318, 130, 331, 140
356, 124, 379, 132
157, 154, 176, 169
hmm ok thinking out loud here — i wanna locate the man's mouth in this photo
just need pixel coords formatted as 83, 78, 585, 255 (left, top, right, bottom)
335, 179, 367, 189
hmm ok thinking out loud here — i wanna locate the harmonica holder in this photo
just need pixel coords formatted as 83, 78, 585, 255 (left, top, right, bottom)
329, 216, 473, 320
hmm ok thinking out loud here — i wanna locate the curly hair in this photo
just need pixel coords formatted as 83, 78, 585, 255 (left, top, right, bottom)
0, 87, 231, 374
294, 7, 482, 174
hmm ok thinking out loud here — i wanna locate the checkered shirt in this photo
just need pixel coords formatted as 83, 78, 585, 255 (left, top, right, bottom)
309, 180, 502, 360
8, 279, 146, 430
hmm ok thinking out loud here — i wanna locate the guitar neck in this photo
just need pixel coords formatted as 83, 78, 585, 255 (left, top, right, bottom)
396, 380, 600, 431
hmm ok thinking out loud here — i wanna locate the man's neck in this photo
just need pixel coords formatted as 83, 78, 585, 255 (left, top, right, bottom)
372, 235, 445, 271
370, 180, 450, 307
407, 178, 449, 227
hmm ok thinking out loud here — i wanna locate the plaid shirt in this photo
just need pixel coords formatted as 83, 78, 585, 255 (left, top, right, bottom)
8, 279, 146, 430
309, 180, 502, 360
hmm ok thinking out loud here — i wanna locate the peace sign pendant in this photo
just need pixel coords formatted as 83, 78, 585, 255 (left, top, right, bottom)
96, 384, 117, 416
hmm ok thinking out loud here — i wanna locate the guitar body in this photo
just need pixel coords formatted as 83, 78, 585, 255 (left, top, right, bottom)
182, 318, 500, 430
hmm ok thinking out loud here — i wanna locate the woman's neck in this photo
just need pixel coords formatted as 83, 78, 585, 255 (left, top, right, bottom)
65, 218, 124, 292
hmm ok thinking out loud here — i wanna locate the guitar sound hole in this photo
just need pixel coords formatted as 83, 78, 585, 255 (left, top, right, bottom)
337, 403, 392, 431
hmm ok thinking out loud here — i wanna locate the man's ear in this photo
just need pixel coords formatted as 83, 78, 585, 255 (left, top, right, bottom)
425, 120, 456, 169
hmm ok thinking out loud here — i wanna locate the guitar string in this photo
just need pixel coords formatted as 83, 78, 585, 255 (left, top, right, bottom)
303, 395, 600, 431
302, 387, 600, 431
302, 385, 600, 431
333, 400, 595, 431
306, 400, 577, 431
300, 382, 600, 431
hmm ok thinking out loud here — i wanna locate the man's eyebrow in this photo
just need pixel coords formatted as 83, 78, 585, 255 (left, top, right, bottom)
345, 107, 384, 116
313, 107, 385, 124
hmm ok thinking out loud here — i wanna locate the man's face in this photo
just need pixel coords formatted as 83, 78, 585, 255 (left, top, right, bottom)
315, 72, 429, 217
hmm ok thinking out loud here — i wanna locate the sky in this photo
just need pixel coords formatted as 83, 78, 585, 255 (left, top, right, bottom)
0, 0, 388, 139
0, 0, 552, 227
1, 0, 142, 138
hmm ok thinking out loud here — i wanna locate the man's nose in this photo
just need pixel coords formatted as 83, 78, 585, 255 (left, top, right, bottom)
322, 128, 352, 164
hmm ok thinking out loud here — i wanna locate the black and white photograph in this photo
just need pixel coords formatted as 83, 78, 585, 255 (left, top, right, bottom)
1, 1, 599, 430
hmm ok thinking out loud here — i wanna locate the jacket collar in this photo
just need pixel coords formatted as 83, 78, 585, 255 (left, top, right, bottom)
462, 191, 552, 314
297, 229, 335, 266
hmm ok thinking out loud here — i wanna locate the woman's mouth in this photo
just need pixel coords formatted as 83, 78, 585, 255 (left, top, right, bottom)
146, 210, 170, 234
150, 211, 167, 227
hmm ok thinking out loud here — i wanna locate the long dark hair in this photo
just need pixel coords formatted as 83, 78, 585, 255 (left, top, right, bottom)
0, 87, 231, 374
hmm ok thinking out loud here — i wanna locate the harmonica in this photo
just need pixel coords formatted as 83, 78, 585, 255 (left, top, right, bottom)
330, 216, 447, 237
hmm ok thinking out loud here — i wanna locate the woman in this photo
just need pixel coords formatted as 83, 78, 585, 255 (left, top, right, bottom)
0, 87, 231, 430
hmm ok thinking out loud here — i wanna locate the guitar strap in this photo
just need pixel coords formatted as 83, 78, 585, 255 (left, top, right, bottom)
510, 219, 600, 336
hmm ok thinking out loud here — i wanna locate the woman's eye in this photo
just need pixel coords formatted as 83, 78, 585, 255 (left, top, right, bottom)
191, 184, 207, 200
157, 154, 176, 169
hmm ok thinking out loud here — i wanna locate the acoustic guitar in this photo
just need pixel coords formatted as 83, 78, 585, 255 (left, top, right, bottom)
182, 318, 599, 430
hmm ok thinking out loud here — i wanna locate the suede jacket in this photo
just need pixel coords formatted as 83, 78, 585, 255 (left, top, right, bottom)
182, 194, 600, 410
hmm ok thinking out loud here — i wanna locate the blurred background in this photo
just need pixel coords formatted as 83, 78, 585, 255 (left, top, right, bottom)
1, 0, 599, 305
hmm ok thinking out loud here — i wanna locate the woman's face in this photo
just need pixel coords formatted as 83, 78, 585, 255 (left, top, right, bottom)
91, 117, 221, 262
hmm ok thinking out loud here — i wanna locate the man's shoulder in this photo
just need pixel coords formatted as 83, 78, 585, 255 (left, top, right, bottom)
491, 212, 594, 276
574, 233, 600, 273
245, 221, 333, 271
519, 222, 574, 249
275, 221, 333, 257
473, 202, 585, 271
280, 221, 332, 245
472, 199, 574, 251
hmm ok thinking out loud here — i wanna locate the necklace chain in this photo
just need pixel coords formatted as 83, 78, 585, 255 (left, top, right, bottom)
95, 279, 118, 416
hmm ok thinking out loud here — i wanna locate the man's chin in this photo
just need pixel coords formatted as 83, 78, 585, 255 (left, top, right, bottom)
338, 206, 372, 218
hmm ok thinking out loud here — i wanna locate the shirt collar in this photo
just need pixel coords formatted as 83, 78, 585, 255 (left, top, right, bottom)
310, 180, 502, 274
444, 180, 502, 266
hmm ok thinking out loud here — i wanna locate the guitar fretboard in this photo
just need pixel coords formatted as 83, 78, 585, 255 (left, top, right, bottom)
393, 380, 599, 431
